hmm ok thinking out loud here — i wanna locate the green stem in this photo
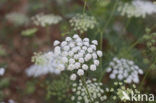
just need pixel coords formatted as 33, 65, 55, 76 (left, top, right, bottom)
80, 76, 93, 103
46, 26, 50, 41
128, 38, 143, 52
99, 69, 106, 82
100, 31, 103, 78
98, 1, 119, 82
139, 70, 150, 91
139, 60, 155, 91
122, 18, 131, 34
83, 0, 87, 14
103, 1, 119, 31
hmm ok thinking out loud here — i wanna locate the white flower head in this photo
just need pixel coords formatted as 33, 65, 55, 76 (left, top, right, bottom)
70, 73, 77, 81
53, 34, 103, 80
32, 13, 62, 27
26, 51, 63, 77
72, 79, 107, 102
69, 14, 97, 33
106, 57, 143, 84
118, 1, 156, 18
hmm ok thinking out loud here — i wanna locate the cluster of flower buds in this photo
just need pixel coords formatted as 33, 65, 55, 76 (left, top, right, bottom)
71, 78, 107, 103
70, 14, 97, 33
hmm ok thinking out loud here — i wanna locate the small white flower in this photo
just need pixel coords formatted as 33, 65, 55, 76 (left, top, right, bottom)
73, 34, 79, 38
97, 51, 103, 57
90, 45, 96, 50
66, 37, 72, 41
85, 54, 92, 61
58, 64, 65, 71
90, 65, 97, 71
83, 38, 89, 42
75, 62, 81, 69
79, 58, 84, 63
62, 57, 68, 63
68, 64, 75, 71
61, 41, 67, 47
69, 58, 75, 64
94, 60, 99, 66
53, 40, 60, 46
106, 67, 112, 73
92, 53, 97, 59
87, 47, 93, 53
110, 74, 116, 79
82, 64, 88, 70
54, 46, 61, 54
63, 46, 70, 51
77, 69, 84, 76
70, 74, 77, 81
92, 40, 98, 45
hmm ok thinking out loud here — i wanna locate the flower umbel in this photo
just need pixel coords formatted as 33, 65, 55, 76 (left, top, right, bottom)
106, 57, 143, 84
53, 34, 103, 80
69, 14, 97, 33
118, 1, 156, 18
26, 51, 63, 77
32, 13, 62, 27
71, 78, 107, 103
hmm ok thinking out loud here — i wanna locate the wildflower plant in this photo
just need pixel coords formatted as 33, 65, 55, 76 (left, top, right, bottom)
32, 13, 62, 27
106, 57, 143, 84
19, 0, 156, 102
71, 78, 107, 103
69, 14, 97, 33
117, 1, 156, 18
53, 34, 103, 80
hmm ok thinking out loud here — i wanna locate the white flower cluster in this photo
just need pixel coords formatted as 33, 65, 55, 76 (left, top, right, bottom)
32, 13, 62, 27
71, 78, 107, 103
53, 34, 103, 80
106, 57, 143, 84
0, 67, 5, 76
117, 1, 156, 18
26, 51, 63, 77
5, 12, 29, 25
105, 82, 140, 102
69, 14, 97, 33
